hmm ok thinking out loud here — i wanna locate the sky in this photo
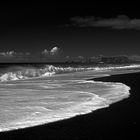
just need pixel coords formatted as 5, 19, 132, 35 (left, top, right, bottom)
0, 3, 140, 62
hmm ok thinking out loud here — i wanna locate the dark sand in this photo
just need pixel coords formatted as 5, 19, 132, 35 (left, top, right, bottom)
0, 72, 139, 140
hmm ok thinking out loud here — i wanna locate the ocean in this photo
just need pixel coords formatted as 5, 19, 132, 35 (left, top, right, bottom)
0, 64, 140, 139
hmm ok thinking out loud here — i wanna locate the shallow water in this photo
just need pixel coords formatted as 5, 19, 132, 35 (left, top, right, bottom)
0, 67, 133, 132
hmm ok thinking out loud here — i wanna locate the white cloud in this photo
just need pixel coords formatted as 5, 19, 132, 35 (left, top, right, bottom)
0, 51, 31, 58
0, 51, 16, 57
50, 47, 60, 55
41, 47, 61, 56
78, 56, 84, 59
42, 49, 49, 55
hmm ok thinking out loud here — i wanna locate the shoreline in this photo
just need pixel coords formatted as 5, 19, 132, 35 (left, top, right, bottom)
0, 71, 139, 139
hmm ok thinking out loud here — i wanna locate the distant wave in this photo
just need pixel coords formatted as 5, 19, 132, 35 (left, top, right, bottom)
0, 65, 91, 82
0, 64, 140, 82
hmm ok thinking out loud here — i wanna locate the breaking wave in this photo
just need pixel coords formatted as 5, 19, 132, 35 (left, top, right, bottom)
0, 64, 134, 132
0, 65, 95, 82
0, 64, 140, 82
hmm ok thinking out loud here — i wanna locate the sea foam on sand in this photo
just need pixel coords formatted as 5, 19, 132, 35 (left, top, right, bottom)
0, 70, 131, 132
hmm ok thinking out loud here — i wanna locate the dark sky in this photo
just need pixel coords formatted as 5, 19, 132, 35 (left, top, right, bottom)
0, 3, 140, 62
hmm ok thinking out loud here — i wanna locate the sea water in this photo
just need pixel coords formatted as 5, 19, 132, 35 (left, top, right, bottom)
0, 64, 139, 132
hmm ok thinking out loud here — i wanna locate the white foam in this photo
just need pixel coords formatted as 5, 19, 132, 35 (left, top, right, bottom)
0, 64, 140, 82
0, 78, 131, 132
0, 64, 134, 132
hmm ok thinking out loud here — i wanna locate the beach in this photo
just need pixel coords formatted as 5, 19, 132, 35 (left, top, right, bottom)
0, 72, 139, 140
0, 3, 140, 140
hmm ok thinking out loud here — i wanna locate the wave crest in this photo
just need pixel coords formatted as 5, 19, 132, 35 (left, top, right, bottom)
0, 65, 55, 81
0, 64, 140, 82
0, 65, 92, 82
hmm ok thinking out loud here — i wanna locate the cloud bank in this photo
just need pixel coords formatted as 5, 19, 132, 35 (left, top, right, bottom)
0, 47, 61, 62
0, 51, 16, 57
0, 51, 31, 57
0, 47, 61, 58
70, 15, 140, 30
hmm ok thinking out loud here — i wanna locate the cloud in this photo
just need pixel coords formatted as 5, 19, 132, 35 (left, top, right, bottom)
42, 47, 61, 56
0, 51, 16, 57
50, 47, 60, 55
70, 15, 140, 30
0, 51, 32, 62
0, 48, 62, 62
78, 56, 84, 59
42, 49, 49, 55
0, 51, 31, 57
